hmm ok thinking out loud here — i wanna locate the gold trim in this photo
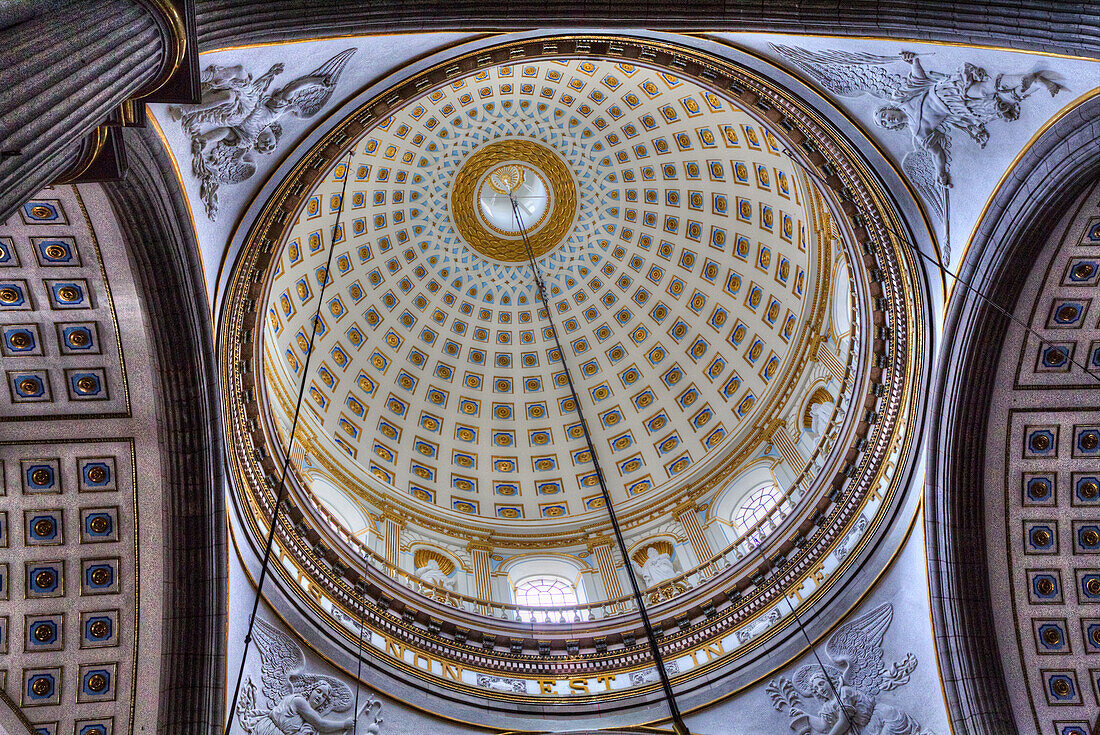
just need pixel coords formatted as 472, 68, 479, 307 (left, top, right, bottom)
52, 126, 109, 184
450, 139, 576, 262
145, 111, 211, 307
75, 186, 134, 418
205, 28, 1100, 63
701, 33, 944, 290
132, 0, 188, 99
948, 86, 1100, 302
219, 32, 927, 712
693, 30, 1100, 62
0, 688, 36, 735
660, 493, 926, 725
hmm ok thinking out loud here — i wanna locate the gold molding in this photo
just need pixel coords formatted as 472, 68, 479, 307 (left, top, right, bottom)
219, 32, 926, 709
450, 139, 577, 262
948, 86, 1100, 302
132, 0, 188, 99
52, 126, 109, 184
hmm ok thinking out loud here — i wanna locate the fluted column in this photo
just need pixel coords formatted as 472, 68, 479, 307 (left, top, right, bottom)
675, 502, 713, 572
589, 538, 624, 604
815, 337, 847, 382
467, 541, 493, 614
0, 0, 185, 220
382, 511, 403, 576
770, 421, 805, 468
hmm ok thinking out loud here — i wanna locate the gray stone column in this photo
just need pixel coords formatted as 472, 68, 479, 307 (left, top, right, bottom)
0, 0, 183, 221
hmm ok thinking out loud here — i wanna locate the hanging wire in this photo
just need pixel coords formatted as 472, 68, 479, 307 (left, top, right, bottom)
224, 150, 355, 735
509, 194, 691, 735
782, 148, 1100, 384
351, 596, 367, 734
757, 543, 862, 735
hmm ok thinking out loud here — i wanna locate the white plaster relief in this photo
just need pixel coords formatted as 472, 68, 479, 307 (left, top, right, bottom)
628, 660, 681, 687
236, 618, 383, 735
767, 603, 932, 735
835, 513, 869, 562
475, 674, 526, 693
735, 607, 782, 645
770, 45, 1065, 264
169, 50, 357, 221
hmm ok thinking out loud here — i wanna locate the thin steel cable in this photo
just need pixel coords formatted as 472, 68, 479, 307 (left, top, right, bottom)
351, 600, 367, 733
509, 194, 691, 735
782, 148, 1100, 383
757, 543, 861, 735
224, 151, 354, 734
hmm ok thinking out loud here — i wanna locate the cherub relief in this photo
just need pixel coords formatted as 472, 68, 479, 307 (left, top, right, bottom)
236, 618, 382, 735
168, 49, 356, 220
767, 603, 933, 735
773, 44, 1063, 261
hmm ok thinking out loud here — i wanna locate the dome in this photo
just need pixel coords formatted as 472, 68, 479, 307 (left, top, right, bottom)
220, 32, 924, 727
260, 53, 828, 538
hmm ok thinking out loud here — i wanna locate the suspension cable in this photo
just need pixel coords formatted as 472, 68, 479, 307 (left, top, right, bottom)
351, 598, 367, 734
225, 151, 354, 734
782, 148, 1099, 384
757, 543, 861, 735
509, 194, 691, 735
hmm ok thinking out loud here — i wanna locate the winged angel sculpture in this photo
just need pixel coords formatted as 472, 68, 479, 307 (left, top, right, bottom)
236, 618, 382, 735
767, 603, 933, 735
772, 45, 1063, 233
168, 49, 355, 220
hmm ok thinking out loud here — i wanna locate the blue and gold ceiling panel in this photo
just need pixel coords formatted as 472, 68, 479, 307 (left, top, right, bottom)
259, 51, 825, 527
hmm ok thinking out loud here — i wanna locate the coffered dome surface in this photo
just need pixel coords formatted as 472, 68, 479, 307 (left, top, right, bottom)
262, 54, 822, 535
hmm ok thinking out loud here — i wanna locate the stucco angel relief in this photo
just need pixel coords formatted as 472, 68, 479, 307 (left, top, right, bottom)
773, 45, 1063, 261
767, 603, 932, 735
167, 49, 356, 221
237, 619, 383, 735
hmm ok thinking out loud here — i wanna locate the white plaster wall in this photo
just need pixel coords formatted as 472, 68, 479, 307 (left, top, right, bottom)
682, 506, 950, 735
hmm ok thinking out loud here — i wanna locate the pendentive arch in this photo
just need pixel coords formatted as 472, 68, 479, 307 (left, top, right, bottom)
101, 125, 227, 734
926, 94, 1100, 735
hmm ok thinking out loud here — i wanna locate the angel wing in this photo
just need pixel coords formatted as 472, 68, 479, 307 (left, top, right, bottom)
252, 618, 305, 706
192, 143, 256, 221
274, 48, 356, 119
771, 45, 906, 100
825, 602, 893, 694
1021, 70, 1066, 98
901, 149, 945, 222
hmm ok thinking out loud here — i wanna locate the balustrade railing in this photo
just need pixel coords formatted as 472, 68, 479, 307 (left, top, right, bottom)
262, 327, 859, 627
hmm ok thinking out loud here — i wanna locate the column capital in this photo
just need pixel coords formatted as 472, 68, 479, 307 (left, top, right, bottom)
586, 535, 614, 551
466, 539, 493, 554
672, 498, 700, 519
380, 506, 407, 526
759, 417, 787, 442
133, 0, 189, 98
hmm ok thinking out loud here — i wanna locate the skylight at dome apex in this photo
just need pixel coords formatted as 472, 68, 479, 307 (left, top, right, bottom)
262, 53, 844, 537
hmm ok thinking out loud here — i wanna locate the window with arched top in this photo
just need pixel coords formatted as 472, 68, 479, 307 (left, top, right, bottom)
514, 576, 579, 622
732, 484, 782, 544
